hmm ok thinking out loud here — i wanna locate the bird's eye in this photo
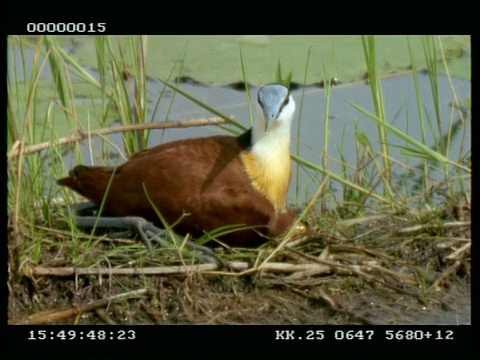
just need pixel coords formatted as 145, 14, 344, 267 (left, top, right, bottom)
278, 95, 290, 114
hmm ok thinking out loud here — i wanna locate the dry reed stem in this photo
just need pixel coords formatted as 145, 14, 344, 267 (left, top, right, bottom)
30, 256, 419, 293
445, 242, 471, 260
7, 117, 228, 159
11, 288, 148, 325
95, 308, 117, 325
427, 260, 463, 292
289, 286, 373, 325
395, 221, 471, 235
284, 246, 420, 296
336, 215, 390, 227
31, 261, 338, 277
9, 141, 24, 248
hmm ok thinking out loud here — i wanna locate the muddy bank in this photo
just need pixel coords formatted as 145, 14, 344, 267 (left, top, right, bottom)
8, 200, 470, 325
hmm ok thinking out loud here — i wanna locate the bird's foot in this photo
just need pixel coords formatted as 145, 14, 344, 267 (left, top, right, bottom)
68, 203, 223, 266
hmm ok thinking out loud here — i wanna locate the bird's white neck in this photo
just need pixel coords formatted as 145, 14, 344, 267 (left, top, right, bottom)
251, 117, 291, 165
241, 95, 294, 212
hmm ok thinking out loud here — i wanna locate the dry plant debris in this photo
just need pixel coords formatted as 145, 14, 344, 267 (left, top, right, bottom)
8, 204, 471, 325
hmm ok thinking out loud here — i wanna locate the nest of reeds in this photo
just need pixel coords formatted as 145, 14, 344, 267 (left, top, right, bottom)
8, 193, 470, 325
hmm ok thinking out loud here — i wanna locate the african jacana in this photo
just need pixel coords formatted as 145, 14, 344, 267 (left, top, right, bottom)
57, 84, 296, 247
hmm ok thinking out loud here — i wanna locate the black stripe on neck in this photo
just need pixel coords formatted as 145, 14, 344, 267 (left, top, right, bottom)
237, 128, 253, 150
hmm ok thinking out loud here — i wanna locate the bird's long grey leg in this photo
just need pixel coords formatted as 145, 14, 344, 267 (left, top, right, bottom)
69, 204, 223, 265
74, 215, 156, 254
143, 225, 221, 265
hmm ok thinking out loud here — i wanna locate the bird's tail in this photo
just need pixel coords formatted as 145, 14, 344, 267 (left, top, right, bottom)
57, 165, 113, 203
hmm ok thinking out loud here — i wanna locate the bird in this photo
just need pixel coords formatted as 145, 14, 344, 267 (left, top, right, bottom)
57, 84, 296, 247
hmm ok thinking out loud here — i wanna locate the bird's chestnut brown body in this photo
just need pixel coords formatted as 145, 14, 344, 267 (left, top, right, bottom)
58, 84, 297, 247
58, 132, 295, 247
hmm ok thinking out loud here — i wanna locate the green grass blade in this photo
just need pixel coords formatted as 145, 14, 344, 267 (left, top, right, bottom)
349, 101, 470, 173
